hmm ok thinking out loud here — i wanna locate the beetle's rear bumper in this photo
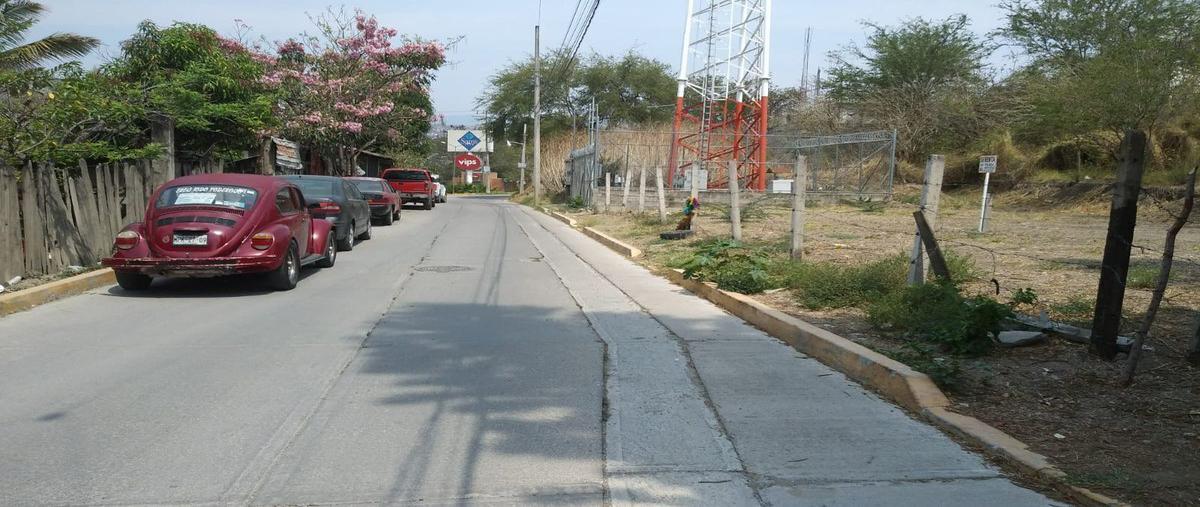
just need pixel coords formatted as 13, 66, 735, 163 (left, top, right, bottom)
102, 255, 281, 277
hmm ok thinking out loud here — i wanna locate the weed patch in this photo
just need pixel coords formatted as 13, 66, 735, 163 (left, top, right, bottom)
868, 282, 1012, 356
780, 255, 908, 309
677, 239, 774, 294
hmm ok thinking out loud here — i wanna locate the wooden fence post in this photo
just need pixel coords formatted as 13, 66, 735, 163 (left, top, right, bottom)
729, 160, 742, 241
656, 166, 667, 223
21, 163, 47, 276
150, 115, 176, 184
1092, 130, 1147, 359
908, 155, 945, 285
638, 166, 647, 214
913, 211, 952, 282
791, 155, 807, 260
0, 166, 21, 282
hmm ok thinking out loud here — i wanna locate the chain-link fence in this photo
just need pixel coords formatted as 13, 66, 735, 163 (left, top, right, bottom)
558, 127, 896, 206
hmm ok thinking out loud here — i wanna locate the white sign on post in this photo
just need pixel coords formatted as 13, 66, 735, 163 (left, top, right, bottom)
447, 130, 494, 153
978, 155, 997, 232
979, 155, 998, 174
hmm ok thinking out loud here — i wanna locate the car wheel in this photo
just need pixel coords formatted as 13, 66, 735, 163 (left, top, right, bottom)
337, 222, 354, 251
381, 207, 394, 225
315, 234, 337, 268
393, 208, 401, 221
115, 271, 152, 291
423, 197, 432, 210
268, 244, 299, 291
358, 219, 372, 240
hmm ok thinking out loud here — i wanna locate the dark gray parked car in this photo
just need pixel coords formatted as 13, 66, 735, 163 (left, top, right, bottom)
279, 175, 371, 251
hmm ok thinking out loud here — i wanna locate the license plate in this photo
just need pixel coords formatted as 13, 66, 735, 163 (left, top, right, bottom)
172, 233, 208, 246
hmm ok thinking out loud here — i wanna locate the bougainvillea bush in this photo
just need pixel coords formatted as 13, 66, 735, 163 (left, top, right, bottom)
249, 11, 445, 174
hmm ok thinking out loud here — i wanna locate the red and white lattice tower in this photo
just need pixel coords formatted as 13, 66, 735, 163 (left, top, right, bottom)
668, 0, 772, 191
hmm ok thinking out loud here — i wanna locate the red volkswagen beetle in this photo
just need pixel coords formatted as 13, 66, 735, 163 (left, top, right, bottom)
101, 174, 337, 291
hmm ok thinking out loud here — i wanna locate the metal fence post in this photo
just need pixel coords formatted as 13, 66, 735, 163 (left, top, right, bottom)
729, 160, 742, 241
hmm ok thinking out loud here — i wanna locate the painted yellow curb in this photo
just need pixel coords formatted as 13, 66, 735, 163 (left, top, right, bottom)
582, 227, 643, 258
0, 268, 115, 318
664, 269, 1126, 507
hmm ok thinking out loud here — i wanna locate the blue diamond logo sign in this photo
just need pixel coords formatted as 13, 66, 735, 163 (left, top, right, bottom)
457, 131, 481, 151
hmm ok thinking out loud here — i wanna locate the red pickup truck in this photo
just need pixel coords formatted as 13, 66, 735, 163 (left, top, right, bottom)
381, 168, 436, 210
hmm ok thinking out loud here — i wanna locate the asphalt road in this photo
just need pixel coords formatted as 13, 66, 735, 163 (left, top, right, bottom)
0, 195, 1056, 506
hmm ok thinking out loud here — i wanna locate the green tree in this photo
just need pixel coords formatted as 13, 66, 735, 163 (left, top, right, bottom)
1000, 0, 1200, 139
825, 15, 997, 161
576, 52, 676, 126
0, 64, 155, 165
478, 50, 676, 140
105, 21, 276, 161
0, 0, 98, 70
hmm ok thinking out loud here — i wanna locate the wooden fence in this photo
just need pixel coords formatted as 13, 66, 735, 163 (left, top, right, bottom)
0, 159, 175, 283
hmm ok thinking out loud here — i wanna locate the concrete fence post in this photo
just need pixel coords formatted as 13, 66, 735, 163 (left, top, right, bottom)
656, 166, 667, 223
622, 168, 632, 211
908, 155, 945, 285
690, 162, 700, 200
604, 172, 611, 213
638, 166, 647, 214
791, 155, 807, 260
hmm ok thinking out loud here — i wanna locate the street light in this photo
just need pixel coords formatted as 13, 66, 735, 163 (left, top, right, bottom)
508, 123, 529, 193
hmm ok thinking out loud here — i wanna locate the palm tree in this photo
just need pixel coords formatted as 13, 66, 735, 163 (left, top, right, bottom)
0, 0, 98, 70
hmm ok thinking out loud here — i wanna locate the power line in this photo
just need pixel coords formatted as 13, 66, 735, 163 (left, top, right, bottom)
549, 0, 601, 84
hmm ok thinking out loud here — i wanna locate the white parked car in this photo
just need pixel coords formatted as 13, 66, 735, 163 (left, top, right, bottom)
431, 177, 447, 203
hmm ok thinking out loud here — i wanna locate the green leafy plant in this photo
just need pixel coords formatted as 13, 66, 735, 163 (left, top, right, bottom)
780, 255, 908, 309
869, 281, 1012, 356
679, 240, 773, 294
890, 342, 962, 389
1009, 287, 1039, 308
566, 195, 587, 210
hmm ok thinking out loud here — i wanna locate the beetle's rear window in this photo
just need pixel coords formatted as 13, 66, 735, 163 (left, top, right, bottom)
384, 171, 427, 181
157, 185, 259, 210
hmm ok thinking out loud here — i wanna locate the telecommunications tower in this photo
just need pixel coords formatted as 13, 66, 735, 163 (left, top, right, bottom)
668, 0, 773, 190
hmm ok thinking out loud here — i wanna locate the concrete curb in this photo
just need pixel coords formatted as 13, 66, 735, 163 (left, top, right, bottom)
0, 268, 114, 318
550, 211, 579, 228
582, 227, 643, 258
662, 270, 1125, 507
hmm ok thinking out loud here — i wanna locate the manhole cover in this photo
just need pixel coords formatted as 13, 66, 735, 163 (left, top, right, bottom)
415, 265, 474, 273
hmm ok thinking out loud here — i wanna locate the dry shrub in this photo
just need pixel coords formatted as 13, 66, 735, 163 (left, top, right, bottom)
537, 124, 675, 195
1155, 127, 1198, 168
1033, 131, 1120, 172
945, 130, 1032, 183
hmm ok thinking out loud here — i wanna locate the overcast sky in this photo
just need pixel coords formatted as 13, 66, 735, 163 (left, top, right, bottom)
31, 1, 1012, 125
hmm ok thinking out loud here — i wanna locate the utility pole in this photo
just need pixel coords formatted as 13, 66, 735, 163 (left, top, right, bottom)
519, 123, 528, 193
533, 25, 542, 205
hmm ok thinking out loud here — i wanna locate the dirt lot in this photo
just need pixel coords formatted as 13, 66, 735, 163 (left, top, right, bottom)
553, 183, 1200, 506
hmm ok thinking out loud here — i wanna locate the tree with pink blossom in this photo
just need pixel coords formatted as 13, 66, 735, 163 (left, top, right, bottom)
256, 9, 445, 174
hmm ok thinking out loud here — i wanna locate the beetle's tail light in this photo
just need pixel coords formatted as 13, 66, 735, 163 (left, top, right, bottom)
250, 232, 274, 251
114, 230, 140, 250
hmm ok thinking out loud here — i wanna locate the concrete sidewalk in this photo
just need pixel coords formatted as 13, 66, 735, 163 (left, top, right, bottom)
514, 204, 1060, 506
